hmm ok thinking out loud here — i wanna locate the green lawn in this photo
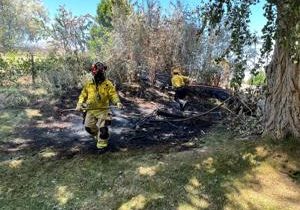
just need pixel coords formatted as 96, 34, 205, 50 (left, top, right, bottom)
1, 122, 299, 210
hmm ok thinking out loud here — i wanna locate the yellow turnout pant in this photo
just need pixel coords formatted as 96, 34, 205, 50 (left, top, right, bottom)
84, 111, 112, 148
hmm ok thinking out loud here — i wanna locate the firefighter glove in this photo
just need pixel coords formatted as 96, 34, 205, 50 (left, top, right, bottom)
117, 102, 124, 109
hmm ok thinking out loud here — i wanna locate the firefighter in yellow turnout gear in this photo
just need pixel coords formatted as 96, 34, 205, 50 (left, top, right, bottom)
171, 66, 190, 111
171, 68, 190, 88
76, 62, 123, 149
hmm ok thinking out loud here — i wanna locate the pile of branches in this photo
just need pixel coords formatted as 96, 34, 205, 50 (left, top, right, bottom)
224, 87, 265, 137
121, 78, 266, 139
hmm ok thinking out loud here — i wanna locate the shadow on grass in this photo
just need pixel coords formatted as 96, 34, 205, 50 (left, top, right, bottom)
156, 136, 300, 210
175, 145, 266, 209
0, 130, 299, 209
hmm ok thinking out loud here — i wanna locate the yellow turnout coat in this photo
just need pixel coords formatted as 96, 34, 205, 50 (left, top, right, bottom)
171, 74, 189, 88
77, 79, 120, 117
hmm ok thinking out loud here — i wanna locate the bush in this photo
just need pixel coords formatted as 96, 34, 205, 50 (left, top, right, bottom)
36, 54, 93, 94
0, 87, 31, 107
196, 65, 223, 86
0, 52, 32, 86
0, 52, 94, 93
248, 70, 266, 86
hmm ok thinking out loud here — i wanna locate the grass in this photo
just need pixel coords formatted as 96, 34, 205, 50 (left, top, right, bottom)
0, 85, 48, 108
0, 109, 27, 143
0, 107, 45, 146
0, 123, 299, 210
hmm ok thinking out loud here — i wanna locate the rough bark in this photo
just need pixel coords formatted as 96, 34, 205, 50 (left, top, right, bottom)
263, 1, 300, 139
264, 45, 300, 139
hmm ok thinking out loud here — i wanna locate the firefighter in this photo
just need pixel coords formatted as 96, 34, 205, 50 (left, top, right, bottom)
76, 62, 123, 149
171, 66, 190, 110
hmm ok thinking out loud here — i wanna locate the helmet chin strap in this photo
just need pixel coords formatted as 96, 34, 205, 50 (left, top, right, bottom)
94, 72, 105, 84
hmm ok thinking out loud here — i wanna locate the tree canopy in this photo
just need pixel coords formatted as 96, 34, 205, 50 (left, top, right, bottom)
0, 0, 48, 51
205, 0, 299, 68
50, 6, 93, 54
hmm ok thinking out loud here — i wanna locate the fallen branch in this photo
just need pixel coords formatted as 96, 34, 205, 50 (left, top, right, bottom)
156, 109, 185, 118
134, 108, 159, 128
236, 95, 253, 115
221, 104, 236, 115
167, 96, 233, 122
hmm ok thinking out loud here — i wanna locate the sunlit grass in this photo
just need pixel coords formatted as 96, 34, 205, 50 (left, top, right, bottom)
2, 159, 24, 169
39, 148, 58, 159
137, 165, 159, 177
25, 109, 42, 119
226, 163, 300, 210
0, 109, 299, 210
54, 185, 74, 206
118, 194, 147, 210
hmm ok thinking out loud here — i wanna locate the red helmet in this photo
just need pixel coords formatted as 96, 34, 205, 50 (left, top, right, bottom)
91, 62, 107, 76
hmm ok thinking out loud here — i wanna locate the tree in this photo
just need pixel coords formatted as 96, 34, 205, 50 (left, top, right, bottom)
204, 0, 299, 139
95, 0, 131, 28
0, 0, 48, 51
89, 0, 131, 56
50, 6, 92, 55
93, 0, 237, 86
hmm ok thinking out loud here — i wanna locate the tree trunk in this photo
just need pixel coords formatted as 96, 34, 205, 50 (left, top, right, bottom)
263, 1, 300, 139
264, 44, 300, 139
30, 53, 36, 85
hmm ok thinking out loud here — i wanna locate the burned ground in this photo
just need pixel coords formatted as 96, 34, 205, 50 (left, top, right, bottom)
0, 85, 228, 159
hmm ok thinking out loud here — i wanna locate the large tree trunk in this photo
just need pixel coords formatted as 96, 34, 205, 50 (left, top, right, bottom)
263, 1, 300, 139
264, 44, 300, 139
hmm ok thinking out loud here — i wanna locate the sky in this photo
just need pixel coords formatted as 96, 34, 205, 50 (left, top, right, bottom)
42, 0, 267, 34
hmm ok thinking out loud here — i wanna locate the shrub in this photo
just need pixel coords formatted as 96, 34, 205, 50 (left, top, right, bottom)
196, 65, 223, 86
248, 70, 266, 86
36, 54, 92, 94
0, 52, 31, 86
